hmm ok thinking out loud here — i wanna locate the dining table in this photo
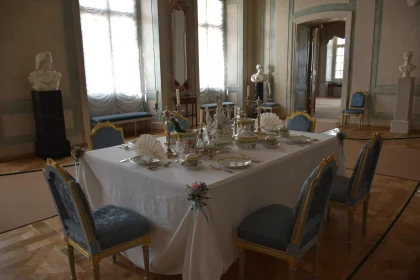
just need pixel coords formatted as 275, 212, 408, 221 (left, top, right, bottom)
79, 131, 345, 280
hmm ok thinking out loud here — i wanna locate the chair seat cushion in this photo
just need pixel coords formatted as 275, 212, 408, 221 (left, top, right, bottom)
200, 102, 234, 109
261, 102, 280, 108
343, 109, 364, 114
93, 205, 149, 250
91, 112, 152, 124
330, 175, 369, 204
237, 204, 295, 251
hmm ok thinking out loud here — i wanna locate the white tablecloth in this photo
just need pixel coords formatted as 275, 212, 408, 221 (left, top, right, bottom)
80, 131, 345, 280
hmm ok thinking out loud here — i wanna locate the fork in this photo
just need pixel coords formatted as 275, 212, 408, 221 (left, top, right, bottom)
240, 154, 263, 163
210, 164, 234, 174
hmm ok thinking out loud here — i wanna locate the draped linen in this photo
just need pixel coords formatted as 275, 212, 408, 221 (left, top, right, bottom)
79, 0, 144, 116
198, 0, 226, 104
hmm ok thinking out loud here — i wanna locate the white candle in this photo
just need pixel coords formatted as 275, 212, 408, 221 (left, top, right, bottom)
200, 109, 203, 125
246, 85, 250, 99
268, 83, 271, 97
176, 89, 180, 105
155, 90, 159, 104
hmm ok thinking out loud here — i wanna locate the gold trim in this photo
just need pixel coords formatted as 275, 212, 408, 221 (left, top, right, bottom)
88, 121, 125, 150
285, 111, 316, 133
236, 238, 289, 260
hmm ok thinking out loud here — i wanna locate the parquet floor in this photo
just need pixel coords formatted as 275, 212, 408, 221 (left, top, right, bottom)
1, 125, 420, 279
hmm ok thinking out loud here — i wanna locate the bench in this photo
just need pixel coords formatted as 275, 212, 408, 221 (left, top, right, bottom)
199, 102, 236, 124
261, 102, 280, 116
90, 112, 153, 135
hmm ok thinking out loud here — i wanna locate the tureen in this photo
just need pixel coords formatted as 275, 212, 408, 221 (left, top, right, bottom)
184, 152, 200, 166
279, 126, 290, 138
263, 135, 279, 148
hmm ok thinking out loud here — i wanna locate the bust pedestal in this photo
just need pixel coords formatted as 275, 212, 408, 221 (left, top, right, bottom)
32, 90, 71, 159
390, 77, 415, 134
252, 83, 264, 118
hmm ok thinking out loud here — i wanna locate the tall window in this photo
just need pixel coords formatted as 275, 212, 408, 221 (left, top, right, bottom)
198, 0, 225, 104
333, 37, 345, 79
79, 0, 143, 116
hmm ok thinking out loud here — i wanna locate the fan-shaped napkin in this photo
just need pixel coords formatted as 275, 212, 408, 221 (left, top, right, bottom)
256, 112, 282, 128
135, 134, 167, 161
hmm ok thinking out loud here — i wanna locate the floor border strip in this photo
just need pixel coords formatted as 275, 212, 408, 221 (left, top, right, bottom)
347, 181, 420, 279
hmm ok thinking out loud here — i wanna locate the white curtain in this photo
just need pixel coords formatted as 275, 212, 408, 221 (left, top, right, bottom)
198, 0, 225, 104
79, 0, 144, 116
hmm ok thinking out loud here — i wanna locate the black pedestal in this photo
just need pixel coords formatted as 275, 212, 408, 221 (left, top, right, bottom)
252, 83, 264, 118
32, 90, 71, 159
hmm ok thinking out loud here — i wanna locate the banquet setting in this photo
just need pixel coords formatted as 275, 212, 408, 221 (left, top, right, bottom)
0, 1, 420, 280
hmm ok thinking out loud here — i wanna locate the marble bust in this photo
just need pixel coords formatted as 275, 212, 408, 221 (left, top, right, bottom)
399, 51, 416, 78
28, 51, 62, 91
250, 64, 267, 83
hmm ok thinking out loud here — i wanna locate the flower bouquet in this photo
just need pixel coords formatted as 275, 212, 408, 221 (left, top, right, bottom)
71, 146, 85, 182
186, 182, 210, 213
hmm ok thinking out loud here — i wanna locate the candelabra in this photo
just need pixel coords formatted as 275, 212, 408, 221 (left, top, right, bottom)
254, 97, 263, 134
160, 107, 178, 158
243, 98, 253, 118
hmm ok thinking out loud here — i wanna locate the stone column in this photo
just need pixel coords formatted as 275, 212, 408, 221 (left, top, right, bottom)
390, 51, 416, 134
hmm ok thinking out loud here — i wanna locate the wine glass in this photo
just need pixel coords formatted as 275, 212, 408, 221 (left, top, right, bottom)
174, 141, 186, 163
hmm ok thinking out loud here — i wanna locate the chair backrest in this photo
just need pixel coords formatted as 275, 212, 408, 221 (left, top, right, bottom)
43, 159, 97, 251
349, 90, 368, 110
289, 155, 337, 252
88, 121, 124, 150
166, 113, 190, 132
286, 111, 316, 132
349, 133, 383, 202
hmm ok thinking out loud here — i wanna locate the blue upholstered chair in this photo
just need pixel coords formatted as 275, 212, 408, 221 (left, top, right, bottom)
43, 159, 151, 280
286, 111, 316, 133
165, 112, 190, 133
342, 90, 368, 129
88, 121, 124, 150
328, 133, 383, 248
237, 155, 337, 280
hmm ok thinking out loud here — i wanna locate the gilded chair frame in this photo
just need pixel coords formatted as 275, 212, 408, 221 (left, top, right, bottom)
342, 90, 368, 129
237, 155, 336, 280
87, 121, 125, 150
327, 133, 382, 248
44, 159, 151, 280
285, 111, 317, 133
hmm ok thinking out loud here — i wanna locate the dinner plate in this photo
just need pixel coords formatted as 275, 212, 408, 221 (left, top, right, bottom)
217, 157, 252, 169
181, 160, 203, 170
287, 135, 312, 144
129, 156, 160, 166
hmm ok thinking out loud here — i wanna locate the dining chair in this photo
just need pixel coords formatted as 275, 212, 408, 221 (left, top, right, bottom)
43, 159, 151, 280
88, 121, 124, 150
328, 133, 383, 248
342, 90, 368, 129
164, 112, 190, 133
237, 155, 337, 280
286, 111, 316, 132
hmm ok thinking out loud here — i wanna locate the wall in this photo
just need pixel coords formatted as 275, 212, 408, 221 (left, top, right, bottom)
0, 0, 84, 159
268, 0, 420, 125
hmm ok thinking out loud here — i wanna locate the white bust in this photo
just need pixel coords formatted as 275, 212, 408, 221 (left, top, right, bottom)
399, 51, 416, 78
250, 64, 267, 83
28, 51, 62, 91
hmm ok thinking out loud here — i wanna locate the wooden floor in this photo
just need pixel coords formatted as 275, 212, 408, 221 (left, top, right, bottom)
1, 125, 420, 279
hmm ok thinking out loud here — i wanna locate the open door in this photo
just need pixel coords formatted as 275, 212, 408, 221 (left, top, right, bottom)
294, 24, 311, 112
309, 27, 320, 115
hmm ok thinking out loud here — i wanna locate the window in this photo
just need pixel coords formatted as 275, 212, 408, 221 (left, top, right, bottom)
79, 0, 143, 116
198, 0, 225, 103
333, 37, 345, 79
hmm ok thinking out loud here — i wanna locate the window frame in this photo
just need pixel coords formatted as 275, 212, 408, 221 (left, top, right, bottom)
332, 36, 345, 80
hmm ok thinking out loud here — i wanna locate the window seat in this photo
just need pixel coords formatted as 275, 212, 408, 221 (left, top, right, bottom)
90, 112, 153, 135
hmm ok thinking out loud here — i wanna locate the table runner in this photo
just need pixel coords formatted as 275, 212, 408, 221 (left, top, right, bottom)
80, 131, 344, 279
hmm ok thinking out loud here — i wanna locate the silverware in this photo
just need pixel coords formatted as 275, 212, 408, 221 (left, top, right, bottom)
119, 157, 132, 163
285, 140, 304, 147
210, 164, 234, 174
147, 165, 160, 171
240, 154, 263, 163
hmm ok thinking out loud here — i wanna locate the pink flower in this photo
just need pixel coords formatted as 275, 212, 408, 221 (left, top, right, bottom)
192, 183, 200, 190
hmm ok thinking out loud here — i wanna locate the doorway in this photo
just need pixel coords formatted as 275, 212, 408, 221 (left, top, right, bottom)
289, 11, 353, 120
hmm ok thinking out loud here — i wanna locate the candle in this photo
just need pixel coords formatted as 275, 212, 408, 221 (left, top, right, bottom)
268, 83, 271, 97
246, 85, 250, 99
155, 90, 159, 105
176, 89, 180, 105
200, 109, 203, 125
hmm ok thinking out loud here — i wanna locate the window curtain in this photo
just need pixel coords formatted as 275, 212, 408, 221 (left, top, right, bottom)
79, 0, 144, 117
198, 0, 226, 105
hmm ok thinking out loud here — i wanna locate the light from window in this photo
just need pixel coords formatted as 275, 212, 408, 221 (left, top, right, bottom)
79, 0, 141, 98
334, 37, 345, 79
198, 0, 225, 92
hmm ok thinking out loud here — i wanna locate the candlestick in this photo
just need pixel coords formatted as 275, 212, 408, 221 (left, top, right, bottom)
162, 108, 178, 158
255, 97, 263, 134
155, 90, 159, 105
268, 83, 271, 99
246, 85, 250, 98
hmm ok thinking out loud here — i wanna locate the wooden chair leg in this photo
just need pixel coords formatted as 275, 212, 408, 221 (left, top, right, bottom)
67, 244, 76, 280
112, 254, 117, 263
341, 113, 345, 126
142, 244, 150, 280
92, 262, 100, 280
288, 257, 297, 280
238, 247, 245, 280
363, 199, 369, 234
313, 242, 320, 280
348, 208, 355, 249
359, 116, 362, 129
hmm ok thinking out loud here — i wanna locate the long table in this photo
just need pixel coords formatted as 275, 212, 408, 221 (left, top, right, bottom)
80, 131, 345, 280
